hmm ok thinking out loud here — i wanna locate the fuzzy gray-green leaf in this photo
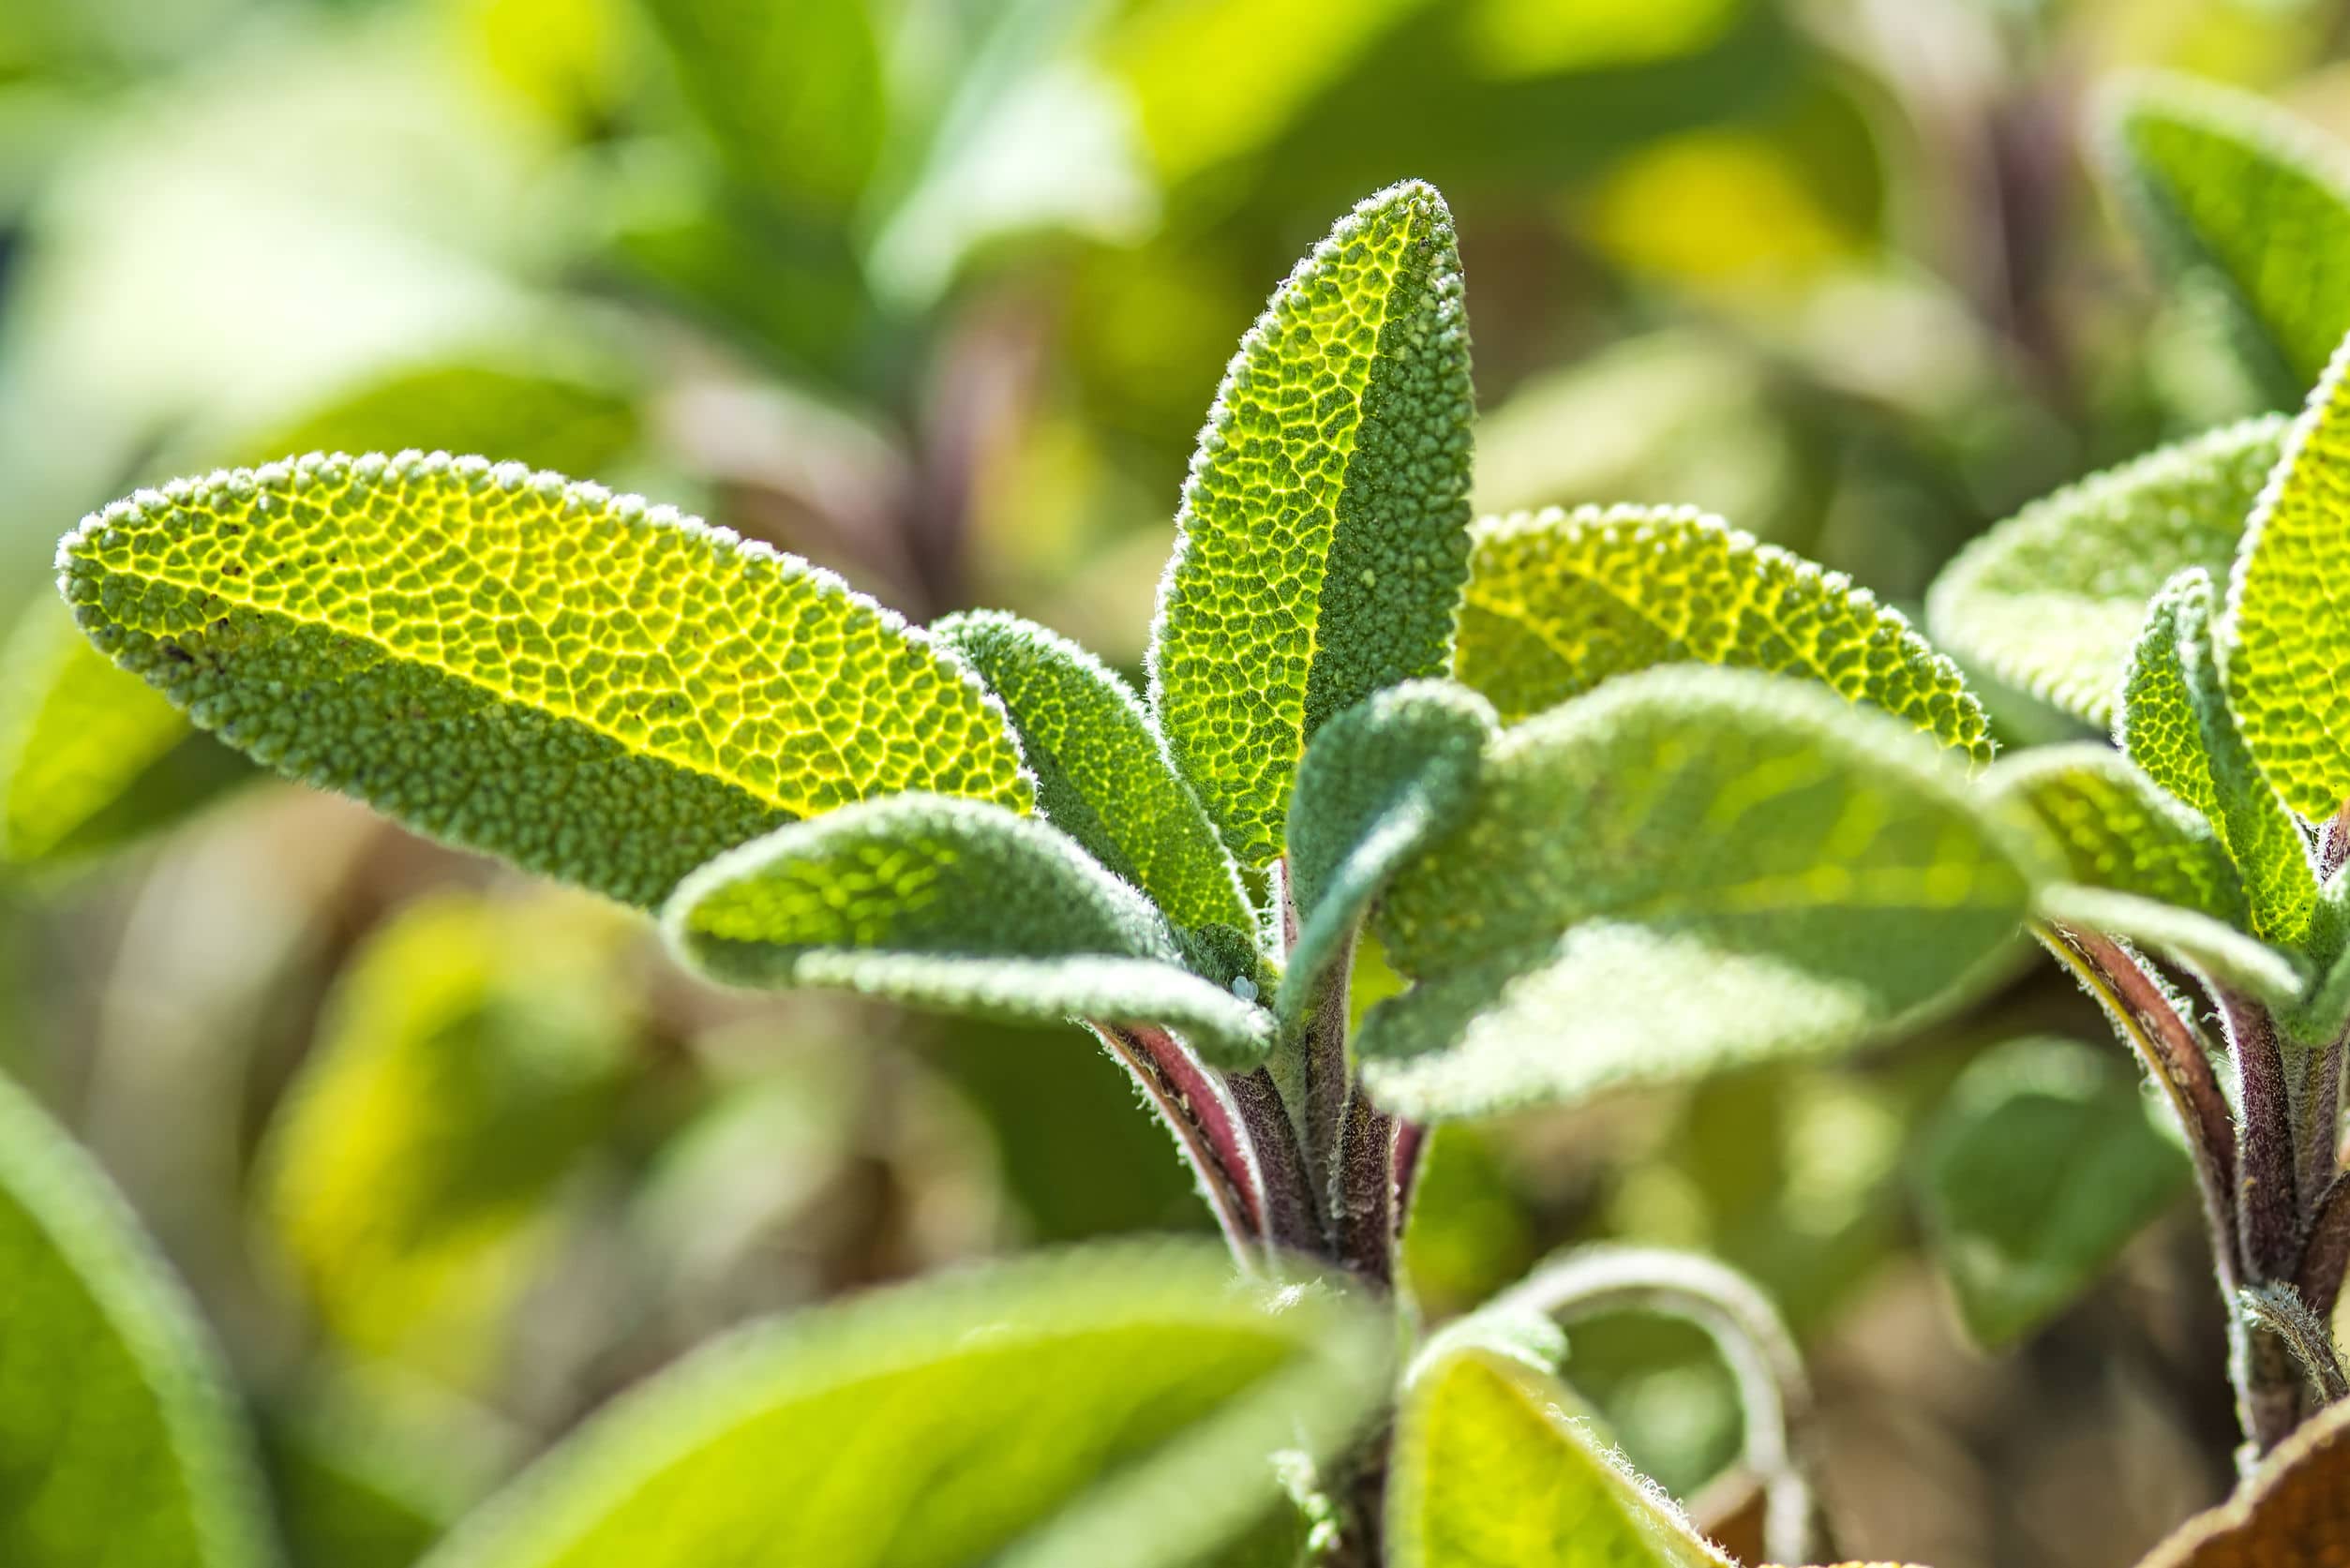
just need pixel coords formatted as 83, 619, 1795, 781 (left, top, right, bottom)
1459, 503, 1990, 760
2119, 568, 2314, 945
1150, 180, 1475, 869
664, 794, 1275, 1065
1279, 680, 1493, 1024
1358, 668, 2043, 1120
417, 1244, 1389, 1568
0, 1073, 276, 1567
934, 609, 1251, 942
1925, 419, 2287, 726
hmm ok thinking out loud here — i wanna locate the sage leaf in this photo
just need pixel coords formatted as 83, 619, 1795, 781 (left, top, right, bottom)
2134, 1391, 2350, 1565
416, 1244, 1389, 1568
1916, 1037, 2190, 1349
934, 609, 1251, 942
1459, 503, 1990, 760
1151, 180, 1475, 869
57, 452, 1032, 908
1387, 1344, 1729, 1568
0, 1072, 275, 1567
1925, 418, 2287, 727
1359, 668, 2042, 1120
664, 794, 1276, 1066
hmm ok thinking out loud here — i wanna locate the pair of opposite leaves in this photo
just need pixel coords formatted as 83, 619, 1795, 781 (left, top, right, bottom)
52, 178, 2042, 1126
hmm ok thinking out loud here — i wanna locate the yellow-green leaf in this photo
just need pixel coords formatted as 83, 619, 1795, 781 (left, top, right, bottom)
57, 452, 1032, 908
2222, 335, 2350, 822
1150, 180, 1475, 869
1459, 504, 1990, 760
1924, 419, 2287, 727
664, 794, 1276, 1066
2102, 71, 2350, 401
1360, 668, 2042, 1119
416, 1244, 1389, 1568
934, 609, 1251, 941
0, 1072, 274, 1567
1388, 1344, 1729, 1568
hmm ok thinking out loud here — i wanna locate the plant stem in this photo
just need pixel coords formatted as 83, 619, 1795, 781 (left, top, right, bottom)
1091, 1023, 1262, 1261
1228, 1065, 1329, 1260
1330, 1086, 1397, 1287
2221, 987, 2300, 1284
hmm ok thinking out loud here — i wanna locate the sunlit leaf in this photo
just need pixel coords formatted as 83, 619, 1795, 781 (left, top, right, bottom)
664, 794, 1276, 1066
58, 452, 1032, 908
416, 1244, 1389, 1568
1456, 504, 1988, 757
0, 1071, 274, 1567
1150, 180, 1475, 869
1924, 418, 2286, 727
1387, 1344, 1729, 1567
2102, 71, 2350, 402
1359, 668, 2042, 1119
1915, 1037, 2189, 1349
2134, 1395, 2350, 1565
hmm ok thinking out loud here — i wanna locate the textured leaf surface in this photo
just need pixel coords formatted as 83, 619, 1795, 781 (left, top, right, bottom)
934, 610, 1250, 941
666, 795, 1276, 1065
0, 1073, 273, 1567
258, 894, 637, 1386
0, 603, 249, 866
2121, 570, 2314, 945
418, 1245, 1388, 1568
1925, 420, 2286, 726
57, 453, 1031, 908
1279, 680, 1493, 1023
1915, 1038, 2189, 1349
1458, 504, 1990, 759
2134, 1395, 2350, 1566
1359, 669, 2040, 1119
2223, 339, 2350, 821
2103, 72, 2350, 398
1151, 181, 1475, 868
1388, 1344, 1729, 1568
637, 0, 885, 212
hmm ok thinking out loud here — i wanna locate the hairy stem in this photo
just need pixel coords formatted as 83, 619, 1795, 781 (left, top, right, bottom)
2317, 800, 2350, 882
1489, 1247, 1824, 1566
2301, 1175, 2350, 1322
1227, 1065, 1328, 1260
2220, 987, 2299, 1284
1391, 1119, 1429, 1240
1329, 1086, 1397, 1287
2300, 1029, 2346, 1208
1092, 1023, 1261, 1261
2238, 1283, 2350, 1405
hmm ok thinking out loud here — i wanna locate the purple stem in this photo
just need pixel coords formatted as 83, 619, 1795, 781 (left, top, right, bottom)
1227, 1065, 1329, 1260
1092, 1023, 1261, 1260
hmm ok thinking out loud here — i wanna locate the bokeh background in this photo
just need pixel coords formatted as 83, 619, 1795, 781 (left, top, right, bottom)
2, 0, 2343, 1562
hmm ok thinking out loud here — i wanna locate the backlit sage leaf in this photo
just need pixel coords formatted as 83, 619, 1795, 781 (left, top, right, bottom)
1278, 680, 1494, 1024
1151, 180, 1475, 869
1387, 1344, 1729, 1568
2134, 1394, 2350, 1566
2102, 71, 2350, 401
0, 1072, 274, 1568
664, 794, 1276, 1066
934, 609, 1251, 941
1925, 419, 2287, 727
0, 602, 249, 867
1916, 1037, 2190, 1350
1359, 668, 2042, 1120
57, 452, 1032, 908
2222, 336, 2350, 823
416, 1244, 1389, 1568
2121, 569, 2314, 945
1459, 504, 1990, 760
257, 892, 639, 1388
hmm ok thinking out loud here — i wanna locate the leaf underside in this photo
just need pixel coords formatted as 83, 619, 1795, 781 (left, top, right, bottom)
1458, 503, 1991, 761
1360, 667, 2040, 1120
416, 1244, 1389, 1568
1151, 179, 1476, 869
664, 793, 1275, 1065
1924, 418, 2286, 727
2134, 1395, 2350, 1565
57, 452, 1032, 908
0, 1073, 273, 1568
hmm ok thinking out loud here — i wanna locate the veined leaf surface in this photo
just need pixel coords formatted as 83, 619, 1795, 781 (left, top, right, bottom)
1360, 668, 2041, 1119
1150, 180, 1475, 868
57, 452, 1032, 908
665, 794, 1276, 1066
0, 1073, 274, 1567
1459, 504, 1990, 759
1925, 419, 2286, 726
417, 1244, 1389, 1568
